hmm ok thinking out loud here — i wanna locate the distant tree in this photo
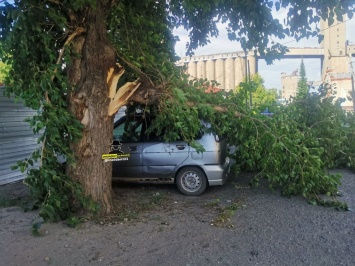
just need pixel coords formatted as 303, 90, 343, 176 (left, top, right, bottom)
236, 74, 277, 111
268, 88, 280, 98
296, 59, 309, 99
0, 44, 10, 83
0, 61, 8, 83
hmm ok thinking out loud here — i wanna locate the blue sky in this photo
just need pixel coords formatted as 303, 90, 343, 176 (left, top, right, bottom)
174, 14, 355, 90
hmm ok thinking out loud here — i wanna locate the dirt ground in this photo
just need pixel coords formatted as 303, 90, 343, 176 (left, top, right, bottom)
0, 169, 355, 266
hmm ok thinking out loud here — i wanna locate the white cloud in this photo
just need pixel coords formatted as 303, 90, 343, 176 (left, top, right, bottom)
173, 23, 243, 57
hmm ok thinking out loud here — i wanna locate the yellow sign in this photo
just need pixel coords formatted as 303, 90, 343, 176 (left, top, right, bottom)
102, 154, 118, 159
102, 153, 130, 162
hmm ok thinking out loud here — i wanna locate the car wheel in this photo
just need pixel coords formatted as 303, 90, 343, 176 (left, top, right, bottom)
176, 167, 207, 196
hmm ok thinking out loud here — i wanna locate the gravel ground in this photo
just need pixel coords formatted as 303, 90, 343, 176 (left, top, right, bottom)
0, 169, 354, 266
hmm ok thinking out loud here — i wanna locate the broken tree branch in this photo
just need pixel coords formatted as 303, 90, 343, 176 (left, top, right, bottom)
107, 63, 125, 100
186, 102, 243, 117
108, 80, 141, 116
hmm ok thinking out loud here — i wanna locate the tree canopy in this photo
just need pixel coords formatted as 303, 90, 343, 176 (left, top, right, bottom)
0, 0, 354, 219
235, 73, 278, 111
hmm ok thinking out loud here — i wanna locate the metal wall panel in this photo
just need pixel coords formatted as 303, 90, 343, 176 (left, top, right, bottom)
0, 86, 41, 185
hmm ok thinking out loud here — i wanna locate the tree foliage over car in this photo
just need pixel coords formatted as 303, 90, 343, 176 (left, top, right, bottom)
0, 0, 354, 220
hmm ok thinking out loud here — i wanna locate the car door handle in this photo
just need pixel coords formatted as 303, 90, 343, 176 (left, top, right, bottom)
176, 145, 186, 150
129, 146, 138, 151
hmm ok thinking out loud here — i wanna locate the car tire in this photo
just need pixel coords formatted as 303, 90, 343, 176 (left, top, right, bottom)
176, 167, 207, 196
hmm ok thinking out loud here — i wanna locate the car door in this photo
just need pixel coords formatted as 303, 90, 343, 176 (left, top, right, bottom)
142, 128, 189, 178
111, 117, 143, 178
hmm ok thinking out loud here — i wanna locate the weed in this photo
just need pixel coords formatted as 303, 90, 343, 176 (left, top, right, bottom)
204, 198, 220, 207
66, 216, 83, 228
149, 192, 165, 205
211, 202, 241, 227
31, 221, 43, 237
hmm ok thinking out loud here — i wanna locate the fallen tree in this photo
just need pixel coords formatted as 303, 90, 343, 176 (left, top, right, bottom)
0, 0, 354, 219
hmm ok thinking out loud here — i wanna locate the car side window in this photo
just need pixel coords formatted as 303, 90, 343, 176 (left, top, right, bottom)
145, 129, 164, 141
113, 123, 125, 140
140, 117, 163, 142
113, 120, 143, 142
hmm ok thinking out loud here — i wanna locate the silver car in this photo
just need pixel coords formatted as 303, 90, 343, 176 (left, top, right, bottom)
111, 115, 231, 195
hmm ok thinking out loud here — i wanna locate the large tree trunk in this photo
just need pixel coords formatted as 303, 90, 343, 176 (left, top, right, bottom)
66, 1, 115, 214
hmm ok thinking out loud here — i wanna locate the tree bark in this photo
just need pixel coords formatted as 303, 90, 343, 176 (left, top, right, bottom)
66, 1, 115, 214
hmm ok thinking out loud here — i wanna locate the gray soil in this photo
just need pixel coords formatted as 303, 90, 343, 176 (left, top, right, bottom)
0, 169, 354, 266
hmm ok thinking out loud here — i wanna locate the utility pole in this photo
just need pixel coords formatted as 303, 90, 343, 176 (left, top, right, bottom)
248, 58, 252, 109
351, 74, 355, 112
349, 56, 355, 112
244, 50, 253, 109
244, 50, 248, 109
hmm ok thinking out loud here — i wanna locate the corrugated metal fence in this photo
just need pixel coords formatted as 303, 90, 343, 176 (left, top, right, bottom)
0, 86, 41, 185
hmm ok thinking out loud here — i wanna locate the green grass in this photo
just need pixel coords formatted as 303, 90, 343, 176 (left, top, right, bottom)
0, 197, 28, 208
